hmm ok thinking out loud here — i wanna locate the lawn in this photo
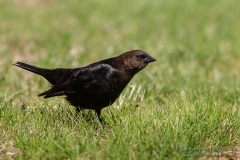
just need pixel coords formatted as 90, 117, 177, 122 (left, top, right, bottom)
0, 0, 240, 159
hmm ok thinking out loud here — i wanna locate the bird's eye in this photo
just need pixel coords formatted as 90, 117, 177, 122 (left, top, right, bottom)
136, 54, 141, 59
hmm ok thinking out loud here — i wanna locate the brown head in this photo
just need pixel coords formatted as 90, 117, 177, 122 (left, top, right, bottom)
118, 50, 156, 75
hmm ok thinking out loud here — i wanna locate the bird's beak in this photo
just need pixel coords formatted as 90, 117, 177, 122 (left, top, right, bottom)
144, 55, 156, 63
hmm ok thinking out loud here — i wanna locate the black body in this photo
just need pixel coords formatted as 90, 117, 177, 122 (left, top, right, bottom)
13, 50, 156, 124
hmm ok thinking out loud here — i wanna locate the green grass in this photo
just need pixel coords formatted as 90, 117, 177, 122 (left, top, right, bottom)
1, 0, 240, 159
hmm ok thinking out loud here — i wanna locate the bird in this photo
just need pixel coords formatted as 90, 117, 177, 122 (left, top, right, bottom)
13, 50, 156, 125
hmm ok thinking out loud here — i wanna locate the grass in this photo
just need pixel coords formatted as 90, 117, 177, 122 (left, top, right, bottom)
0, 0, 240, 159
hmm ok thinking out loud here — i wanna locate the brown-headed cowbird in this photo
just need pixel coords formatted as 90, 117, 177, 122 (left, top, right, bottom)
13, 50, 156, 124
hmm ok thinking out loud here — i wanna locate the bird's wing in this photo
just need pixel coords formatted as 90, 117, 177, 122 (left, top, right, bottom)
38, 64, 120, 98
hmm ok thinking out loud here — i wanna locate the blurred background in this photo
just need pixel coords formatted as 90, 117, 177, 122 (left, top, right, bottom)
1, 0, 240, 110
1, 0, 240, 159
1, 0, 240, 102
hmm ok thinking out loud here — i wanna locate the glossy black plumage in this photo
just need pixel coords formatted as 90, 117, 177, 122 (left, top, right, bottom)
13, 50, 156, 124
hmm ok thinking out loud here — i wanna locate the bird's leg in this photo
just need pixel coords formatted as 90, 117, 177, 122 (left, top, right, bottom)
76, 106, 82, 117
95, 109, 105, 127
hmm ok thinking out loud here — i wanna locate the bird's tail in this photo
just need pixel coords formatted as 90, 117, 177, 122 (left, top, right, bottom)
13, 62, 80, 86
13, 62, 49, 77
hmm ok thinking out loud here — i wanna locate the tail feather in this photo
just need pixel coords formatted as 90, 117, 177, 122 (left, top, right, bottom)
13, 62, 47, 76
38, 90, 69, 98
13, 62, 58, 85
13, 61, 80, 87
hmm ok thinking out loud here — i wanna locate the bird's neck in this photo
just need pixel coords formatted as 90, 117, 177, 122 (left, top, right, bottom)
107, 57, 135, 83
111, 56, 135, 75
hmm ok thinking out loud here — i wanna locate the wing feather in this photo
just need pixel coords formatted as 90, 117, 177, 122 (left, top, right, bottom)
38, 64, 119, 98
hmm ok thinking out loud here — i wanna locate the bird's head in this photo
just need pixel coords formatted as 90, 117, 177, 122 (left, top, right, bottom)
120, 50, 156, 75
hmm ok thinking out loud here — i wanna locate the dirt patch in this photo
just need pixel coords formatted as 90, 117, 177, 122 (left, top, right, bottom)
0, 140, 22, 159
